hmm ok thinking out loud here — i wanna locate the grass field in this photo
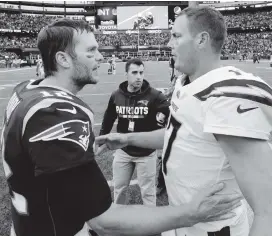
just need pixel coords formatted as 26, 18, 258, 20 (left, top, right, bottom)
0, 60, 271, 235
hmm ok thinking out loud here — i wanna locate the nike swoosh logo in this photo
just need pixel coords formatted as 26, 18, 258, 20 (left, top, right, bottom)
237, 105, 258, 114
57, 107, 77, 114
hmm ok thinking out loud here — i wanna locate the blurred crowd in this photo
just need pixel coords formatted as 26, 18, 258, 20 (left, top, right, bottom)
95, 32, 170, 47
224, 10, 272, 29
0, 36, 37, 48
0, 10, 272, 59
1, 31, 271, 58
0, 10, 272, 32
0, 13, 61, 32
222, 32, 272, 58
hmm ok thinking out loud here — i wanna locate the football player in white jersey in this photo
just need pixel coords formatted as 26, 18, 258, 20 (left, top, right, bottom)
96, 6, 272, 236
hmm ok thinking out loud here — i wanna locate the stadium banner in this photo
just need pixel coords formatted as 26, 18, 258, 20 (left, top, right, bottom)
168, 5, 188, 29
96, 7, 117, 30
98, 46, 116, 50
120, 45, 138, 49
0, 29, 21, 33
117, 6, 168, 30
98, 29, 170, 35
119, 45, 170, 50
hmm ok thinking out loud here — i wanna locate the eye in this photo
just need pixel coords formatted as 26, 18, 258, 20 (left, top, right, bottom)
172, 33, 181, 38
88, 47, 96, 52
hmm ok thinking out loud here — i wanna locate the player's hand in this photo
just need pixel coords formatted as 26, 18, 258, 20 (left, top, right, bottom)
184, 183, 243, 226
95, 133, 129, 155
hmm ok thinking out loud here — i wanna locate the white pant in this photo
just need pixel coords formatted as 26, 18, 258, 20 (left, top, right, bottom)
113, 149, 157, 205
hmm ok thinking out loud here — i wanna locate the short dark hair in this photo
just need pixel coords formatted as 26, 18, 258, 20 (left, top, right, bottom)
37, 18, 94, 78
125, 58, 144, 73
178, 7, 227, 53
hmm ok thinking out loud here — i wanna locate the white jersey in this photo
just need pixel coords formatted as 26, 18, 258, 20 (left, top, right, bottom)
162, 66, 272, 235
110, 57, 116, 65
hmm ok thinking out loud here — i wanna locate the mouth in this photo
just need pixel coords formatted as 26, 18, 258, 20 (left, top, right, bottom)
93, 64, 100, 71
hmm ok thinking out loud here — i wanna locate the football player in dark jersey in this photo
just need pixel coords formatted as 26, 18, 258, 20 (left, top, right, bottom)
1, 18, 242, 236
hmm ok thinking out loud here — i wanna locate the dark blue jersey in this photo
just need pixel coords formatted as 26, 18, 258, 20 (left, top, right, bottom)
1, 79, 111, 236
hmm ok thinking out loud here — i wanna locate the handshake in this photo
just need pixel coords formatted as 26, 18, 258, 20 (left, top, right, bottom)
92, 132, 243, 234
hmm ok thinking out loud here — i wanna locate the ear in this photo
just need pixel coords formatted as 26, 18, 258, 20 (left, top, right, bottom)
55, 51, 71, 69
195, 31, 210, 50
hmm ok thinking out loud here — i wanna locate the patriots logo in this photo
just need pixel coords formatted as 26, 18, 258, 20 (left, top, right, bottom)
29, 120, 90, 151
137, 100, 149, 106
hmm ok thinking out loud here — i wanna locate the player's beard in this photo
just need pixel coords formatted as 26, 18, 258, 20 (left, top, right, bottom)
71, 59, 97, 87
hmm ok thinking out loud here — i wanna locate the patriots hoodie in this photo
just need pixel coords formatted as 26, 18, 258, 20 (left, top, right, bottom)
100, 79, 170, 157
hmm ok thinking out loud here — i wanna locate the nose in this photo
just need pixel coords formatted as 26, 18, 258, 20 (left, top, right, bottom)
137, 73, 143, 79
96, 51, 104, 63
167, 37, 173, 49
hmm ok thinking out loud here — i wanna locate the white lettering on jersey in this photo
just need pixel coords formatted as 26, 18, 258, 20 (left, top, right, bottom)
40, 91, 73, 100
5, 92, 21, 123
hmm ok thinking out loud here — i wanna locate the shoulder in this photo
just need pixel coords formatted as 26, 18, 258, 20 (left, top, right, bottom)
23, 95, 93, 136
201, 68, 272, 139
5, 81, 93, 138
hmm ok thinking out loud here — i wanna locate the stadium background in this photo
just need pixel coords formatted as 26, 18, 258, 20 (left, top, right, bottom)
0, 1, 271, 235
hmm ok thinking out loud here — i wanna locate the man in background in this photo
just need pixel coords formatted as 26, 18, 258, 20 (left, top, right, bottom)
100, 58, 170, 205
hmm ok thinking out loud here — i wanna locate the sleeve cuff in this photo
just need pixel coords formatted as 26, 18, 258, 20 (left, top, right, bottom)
204, 125, 270, 140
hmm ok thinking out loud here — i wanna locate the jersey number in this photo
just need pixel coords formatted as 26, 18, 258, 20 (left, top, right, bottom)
40, 91, 73, 100
1, 127, 29, 215
162, 115, 182, 175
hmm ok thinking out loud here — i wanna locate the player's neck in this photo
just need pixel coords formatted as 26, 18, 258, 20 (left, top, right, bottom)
189, 57, 221, 82
39, 76, 81, 95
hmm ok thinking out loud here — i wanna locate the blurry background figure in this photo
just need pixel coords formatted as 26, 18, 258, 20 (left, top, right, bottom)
253, 52, 260, 63
36, 58, 45, 79
108, 55, 116, 75
100, 58, 170, 206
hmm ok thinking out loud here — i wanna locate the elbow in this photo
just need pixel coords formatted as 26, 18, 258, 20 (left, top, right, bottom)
87, 218, 123, 236
89, 224, 126, 236
88, 221, 113, 236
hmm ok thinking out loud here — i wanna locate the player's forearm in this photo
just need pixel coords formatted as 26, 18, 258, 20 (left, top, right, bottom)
126, 128, 165, 149
89, 204, 191, 236
249, 214, 272, 236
